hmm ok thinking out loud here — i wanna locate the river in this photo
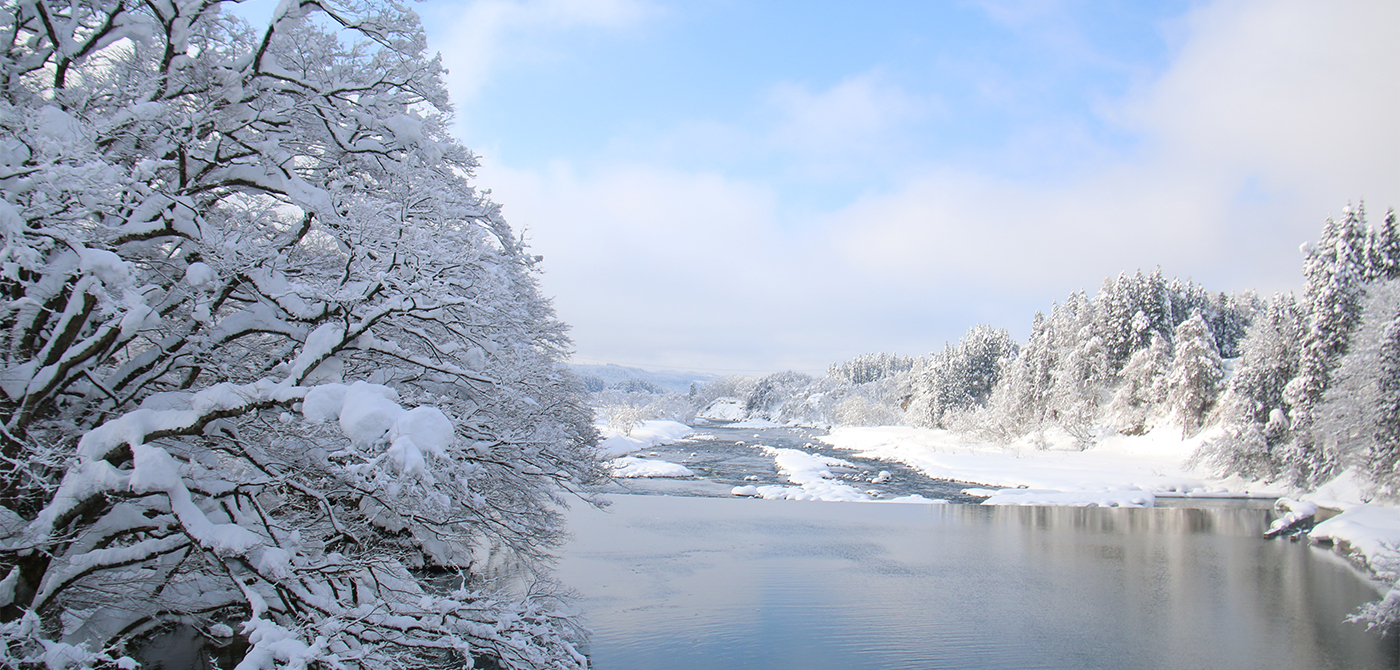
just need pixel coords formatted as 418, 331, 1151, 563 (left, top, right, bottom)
559, 424, 1399, 669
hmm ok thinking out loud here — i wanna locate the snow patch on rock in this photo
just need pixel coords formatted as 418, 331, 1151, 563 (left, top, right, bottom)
611, 457, 694, 478
597, 420, 693, 458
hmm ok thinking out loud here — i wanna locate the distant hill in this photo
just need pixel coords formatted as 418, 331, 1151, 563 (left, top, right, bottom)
570, 363, 717, 394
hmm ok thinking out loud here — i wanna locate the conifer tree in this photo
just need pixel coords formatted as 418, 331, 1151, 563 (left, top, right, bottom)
1372, 315, 1400, 493
1106, 333, 1172, 435
1281, 206, 1370, 486
1365, 208, 1400, 282
1314, 279, 1400, 497
1167, 312, 1223, 436
983, 312, 1052, 438
1191, 294, 1303, 479
907, 325, 1016, 429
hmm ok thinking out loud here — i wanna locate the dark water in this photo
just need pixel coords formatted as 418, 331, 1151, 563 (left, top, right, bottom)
558, 494, 1399, 670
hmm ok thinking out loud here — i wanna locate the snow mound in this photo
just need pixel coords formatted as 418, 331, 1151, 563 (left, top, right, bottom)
1266, 498, 1319, 537
597, 420, 693, 458
1302, 467, 1375, 509
1312, 505, 1400, 580
611, 457, 694, 478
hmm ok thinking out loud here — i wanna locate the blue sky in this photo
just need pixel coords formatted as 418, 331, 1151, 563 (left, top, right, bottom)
430, 1, 1178, 180
241, 0, 1399, 375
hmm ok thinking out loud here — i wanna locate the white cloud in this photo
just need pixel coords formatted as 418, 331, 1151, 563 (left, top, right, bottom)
478, 160, 834, 371
764, 72, 934, 161
433, 0, 656, 102
599, 70, 937, 181
829, 0, 1399, 298
824, 165, 1236, 291
1122, 0, 1399, 200
469, 0, 1399, 372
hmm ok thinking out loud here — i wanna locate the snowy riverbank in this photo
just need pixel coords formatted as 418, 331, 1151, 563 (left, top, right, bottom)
598, 420, 698, 478
820, 424, 1280, 504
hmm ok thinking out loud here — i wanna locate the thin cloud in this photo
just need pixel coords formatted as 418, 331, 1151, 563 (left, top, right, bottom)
432, 0, 658, 103
830, 0, 1399, 296
764, 72, 935, 161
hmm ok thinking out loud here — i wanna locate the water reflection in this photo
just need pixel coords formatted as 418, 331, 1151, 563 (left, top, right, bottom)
558, 495, 1397, 670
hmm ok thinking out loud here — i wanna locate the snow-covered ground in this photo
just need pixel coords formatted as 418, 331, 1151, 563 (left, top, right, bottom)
597, 420, 697, 478
820, 424, 1280, 505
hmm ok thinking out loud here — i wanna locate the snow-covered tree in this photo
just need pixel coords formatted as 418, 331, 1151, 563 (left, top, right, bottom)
1092, 270, 1174, 374
1166, 312, 1223, 436
0, 1, 600, 667
1105, 332, 1171, 435
744, 371, 816, 421
1280, 206, 1372, 486
906, 324, 1016, 429
1375, 316, 1400, 492
983, 311, 1055, 439
1316, 279, 1400, 497
828, 352, 915, 385
1192, 293, 1303, 479
1040, 293, 1108, 444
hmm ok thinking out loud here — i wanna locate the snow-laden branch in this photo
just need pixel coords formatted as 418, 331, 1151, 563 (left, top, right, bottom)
0, 1, 598, 666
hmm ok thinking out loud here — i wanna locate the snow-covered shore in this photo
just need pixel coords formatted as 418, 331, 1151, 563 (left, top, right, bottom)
597, 420, 694, 458
819, 424, 1280, 504
597, 420, 697, 478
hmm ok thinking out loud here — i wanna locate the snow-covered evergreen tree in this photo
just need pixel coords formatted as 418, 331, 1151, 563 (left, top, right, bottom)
906, 324, 1016, 429
1038, 293, 1107, 444
828, 352, 915, 385
1280, 206, 1371, 486
1362, 207, 1400, 283
1375, 316, 1400, 493
0, 1, 600, 667
1105, 333, 1172, 435
1192, 293, 1303, 479
1316, 279, 1400, 497
979, 272, 1252, 445
983, 311, 1056, 438
744, 371, 816, 420
1166, 312, 1223, 436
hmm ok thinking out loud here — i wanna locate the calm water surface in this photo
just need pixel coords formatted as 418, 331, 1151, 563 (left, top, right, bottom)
558, 494, 1398, 670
